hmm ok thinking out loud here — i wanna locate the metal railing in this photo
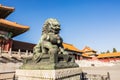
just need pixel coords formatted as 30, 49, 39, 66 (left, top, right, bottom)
0, 71, 17, 80
80, 72, 110, 80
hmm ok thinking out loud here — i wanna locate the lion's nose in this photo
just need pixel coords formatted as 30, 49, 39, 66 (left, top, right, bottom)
56, 27, 60, 30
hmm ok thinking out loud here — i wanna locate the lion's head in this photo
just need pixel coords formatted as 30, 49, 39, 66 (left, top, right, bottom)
42, 18, 61, 34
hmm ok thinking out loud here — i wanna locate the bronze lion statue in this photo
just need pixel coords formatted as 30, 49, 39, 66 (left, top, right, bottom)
21, 18, 78, 69
33, 18, 67, 62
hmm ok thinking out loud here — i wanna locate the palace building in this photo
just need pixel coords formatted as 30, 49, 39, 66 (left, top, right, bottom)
12, 40, 83, 59
81, 46, 98, 60
0, 4, 29, 53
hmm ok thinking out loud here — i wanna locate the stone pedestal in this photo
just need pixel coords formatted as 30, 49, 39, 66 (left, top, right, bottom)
16, 68, 82, 80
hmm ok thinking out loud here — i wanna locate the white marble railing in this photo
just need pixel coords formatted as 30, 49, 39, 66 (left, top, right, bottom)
75, 60, 114, 67
0, 49, 33, 59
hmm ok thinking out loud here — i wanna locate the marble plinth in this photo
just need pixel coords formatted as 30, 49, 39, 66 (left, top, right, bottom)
16, 68, 82, 80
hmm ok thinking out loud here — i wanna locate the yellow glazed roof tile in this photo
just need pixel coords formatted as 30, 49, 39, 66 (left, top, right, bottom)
97, 52, 120, 58
62, 43, 82, 53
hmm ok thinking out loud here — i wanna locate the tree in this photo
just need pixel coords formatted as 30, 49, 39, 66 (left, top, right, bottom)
106, 50, 110, 53
101, 52, 105, 54
113, 48, 117, 53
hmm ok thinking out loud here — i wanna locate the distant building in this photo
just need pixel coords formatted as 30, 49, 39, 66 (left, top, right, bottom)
12, 40, 83, 60
63, 43, 82, 60
97, 52, 120, 62
81, 46, 98, 60
81, 46, 120, 62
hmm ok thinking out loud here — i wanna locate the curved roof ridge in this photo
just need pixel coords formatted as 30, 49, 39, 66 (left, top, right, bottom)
0, 19, 29, 37
0, 4, 14, 10
0, 19, 29, 29
0, 4, 15, 18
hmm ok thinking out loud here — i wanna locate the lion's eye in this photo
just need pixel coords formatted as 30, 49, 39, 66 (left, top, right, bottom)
54, 25, 57, 26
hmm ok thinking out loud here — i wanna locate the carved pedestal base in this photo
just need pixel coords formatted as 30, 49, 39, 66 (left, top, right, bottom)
16, 68, 82, 80
21, 54, 79, 70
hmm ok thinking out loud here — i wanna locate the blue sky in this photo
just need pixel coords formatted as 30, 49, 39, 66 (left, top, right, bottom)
1, 0, 120, 53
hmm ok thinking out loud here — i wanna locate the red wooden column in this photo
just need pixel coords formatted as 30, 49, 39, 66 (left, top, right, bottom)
4, 39, 13, 52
